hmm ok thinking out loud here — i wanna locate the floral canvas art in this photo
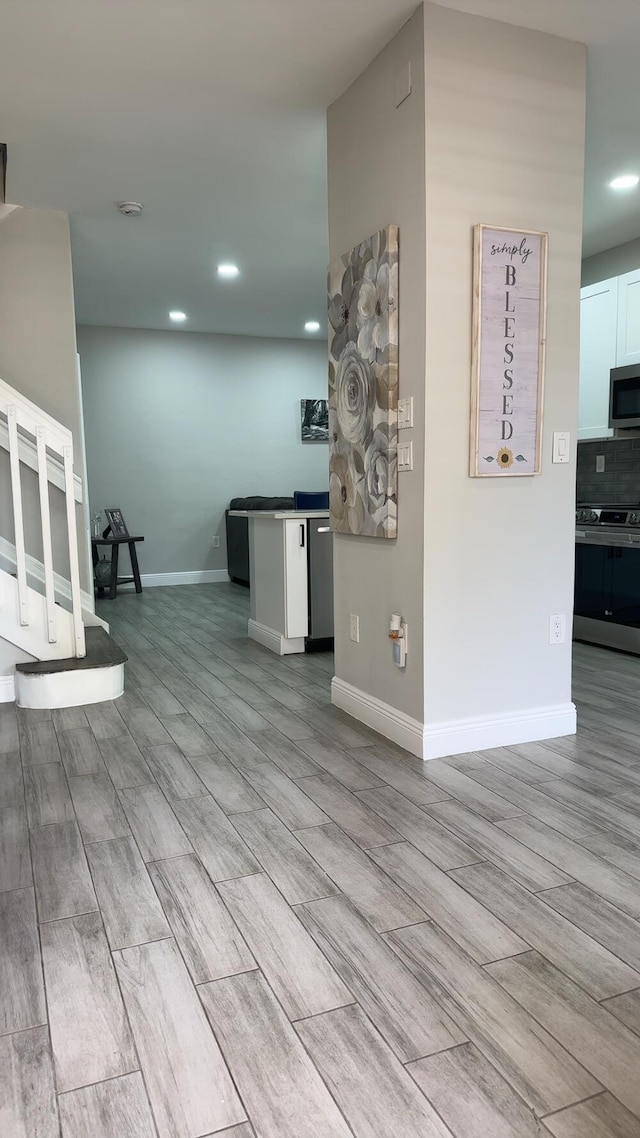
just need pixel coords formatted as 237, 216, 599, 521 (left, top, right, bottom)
328, 225, 398, 539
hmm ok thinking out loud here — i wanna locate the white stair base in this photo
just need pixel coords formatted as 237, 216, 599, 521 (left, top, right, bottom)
15, 662, 125, 709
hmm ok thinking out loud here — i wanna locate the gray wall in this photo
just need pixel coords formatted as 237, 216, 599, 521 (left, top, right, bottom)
0, 207, 91, 591
78, 325, 329, 576
327, 1, 585, 741
421, 4, 585, 728
327, 6, 427, 722
582, 236, 640, 287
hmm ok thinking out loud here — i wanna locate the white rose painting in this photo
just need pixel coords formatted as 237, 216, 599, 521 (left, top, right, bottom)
328, 225, 398, 538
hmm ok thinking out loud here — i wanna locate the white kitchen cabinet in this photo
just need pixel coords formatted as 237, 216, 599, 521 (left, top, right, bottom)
616, 267, 640, 366
234, 509, 330, 654
283, 518, 309, 639
578, 277, 618, 439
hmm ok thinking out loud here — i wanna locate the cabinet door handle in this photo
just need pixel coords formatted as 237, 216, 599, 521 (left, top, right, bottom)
317, 527, 331, 533
300, 524, 305, 548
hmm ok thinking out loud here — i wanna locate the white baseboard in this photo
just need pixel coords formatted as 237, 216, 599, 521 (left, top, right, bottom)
248, 619, 305, 656
331, 677, 424, 757
0, 675, 16, 703
421, 701, 577, 760
118, 569, 230, 589
331, 676, 577, 760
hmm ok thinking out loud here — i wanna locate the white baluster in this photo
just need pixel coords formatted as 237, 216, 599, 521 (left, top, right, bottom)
63, 444, 85, 657
7, 406, 29, 626
36, 427, 57, 643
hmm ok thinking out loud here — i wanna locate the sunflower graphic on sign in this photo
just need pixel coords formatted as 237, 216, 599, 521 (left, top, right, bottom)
483, 448, 527, 469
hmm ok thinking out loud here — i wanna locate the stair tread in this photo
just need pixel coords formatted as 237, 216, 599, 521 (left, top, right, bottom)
15, 627, 127, 675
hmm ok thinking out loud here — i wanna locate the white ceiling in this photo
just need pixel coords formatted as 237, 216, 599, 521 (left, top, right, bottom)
2, 0, 640, 339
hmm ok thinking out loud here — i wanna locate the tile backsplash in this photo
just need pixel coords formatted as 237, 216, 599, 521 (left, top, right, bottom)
577, 437, 640, 504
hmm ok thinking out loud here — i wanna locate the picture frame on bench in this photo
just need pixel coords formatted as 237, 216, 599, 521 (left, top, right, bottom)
104, 508, 129, 538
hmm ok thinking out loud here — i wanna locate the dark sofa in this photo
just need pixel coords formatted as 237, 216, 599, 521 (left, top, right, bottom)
225, 496, 294, 586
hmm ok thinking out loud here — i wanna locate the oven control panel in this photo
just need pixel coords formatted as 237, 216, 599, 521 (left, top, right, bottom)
576, 507, 640, 527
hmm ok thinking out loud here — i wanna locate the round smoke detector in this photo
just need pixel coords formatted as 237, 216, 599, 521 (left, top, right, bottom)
117, 201, 143, 217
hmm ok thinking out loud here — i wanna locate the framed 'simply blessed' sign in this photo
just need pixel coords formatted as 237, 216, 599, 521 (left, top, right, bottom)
470, 224, 548, 477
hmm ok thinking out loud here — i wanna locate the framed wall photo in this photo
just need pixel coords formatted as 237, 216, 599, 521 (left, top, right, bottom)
104, 508, 129, 538
301, 399, 329, 442
470, 224, 548, 477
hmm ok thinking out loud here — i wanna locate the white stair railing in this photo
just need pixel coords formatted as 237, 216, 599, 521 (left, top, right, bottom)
0, 377, 85, 658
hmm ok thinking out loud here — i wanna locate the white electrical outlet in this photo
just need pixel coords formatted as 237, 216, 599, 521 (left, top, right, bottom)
212, 536, 221, 548
549, 613, 566, 645
596, 455, 605, 473
349, 614, 360, 643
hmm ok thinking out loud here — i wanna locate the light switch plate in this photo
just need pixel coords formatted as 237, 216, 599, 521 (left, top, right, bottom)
398, 441, 413, 472
596, 455, 605, 473
398, 397, 413, 429
552, 431, 570, 464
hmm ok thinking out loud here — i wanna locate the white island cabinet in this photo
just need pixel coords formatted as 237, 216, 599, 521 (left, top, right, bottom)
227, 510, 331, 655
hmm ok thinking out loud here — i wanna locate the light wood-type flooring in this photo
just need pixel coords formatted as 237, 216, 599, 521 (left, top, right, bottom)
3, 582, 640, 1136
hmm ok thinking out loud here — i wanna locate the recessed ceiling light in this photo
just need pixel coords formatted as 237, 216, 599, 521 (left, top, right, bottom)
609, 174, 639, 190
304, 321, 321, 332
217, 263, 240, 279
169, 310, 187, 322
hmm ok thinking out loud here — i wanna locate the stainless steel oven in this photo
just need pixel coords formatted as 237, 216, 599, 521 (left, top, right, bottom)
575, 504, 640, 652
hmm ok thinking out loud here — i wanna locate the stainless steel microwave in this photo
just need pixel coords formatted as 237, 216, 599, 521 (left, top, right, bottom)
609, 364, 640, 429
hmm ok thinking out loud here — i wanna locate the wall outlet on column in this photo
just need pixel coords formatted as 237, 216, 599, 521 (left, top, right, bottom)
212, 536, 221, 548
549, 613, 566, 645
349, 614, 360, 643
596, 455, 605, 473
392, 621, 408, 668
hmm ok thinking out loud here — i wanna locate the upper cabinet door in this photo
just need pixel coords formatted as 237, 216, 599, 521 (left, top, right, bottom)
579, 277, 618, 440
616, 268, 640, 366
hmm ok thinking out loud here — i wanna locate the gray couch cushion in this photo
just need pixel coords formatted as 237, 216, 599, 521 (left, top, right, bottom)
229, 496, 295, 511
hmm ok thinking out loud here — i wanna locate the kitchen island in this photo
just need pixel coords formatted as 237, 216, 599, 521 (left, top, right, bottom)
227, 510, 333, 654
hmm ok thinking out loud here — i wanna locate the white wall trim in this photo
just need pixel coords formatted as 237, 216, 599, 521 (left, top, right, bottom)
331, 676, 576, 760
421, 701, 577, 760
248, 618, 305, 655
0, 675, 16, 703
15, 662, 124, 709
117, 569, 231, 589
331, 677, 425, 757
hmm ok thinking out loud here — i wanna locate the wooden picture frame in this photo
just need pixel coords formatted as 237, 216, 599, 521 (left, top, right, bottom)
470, 224, 548, 477
104, 508, 129, 538
300, 398, 329, 442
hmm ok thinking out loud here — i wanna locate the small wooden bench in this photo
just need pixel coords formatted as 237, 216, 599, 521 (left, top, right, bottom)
92, 535, 144, 599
